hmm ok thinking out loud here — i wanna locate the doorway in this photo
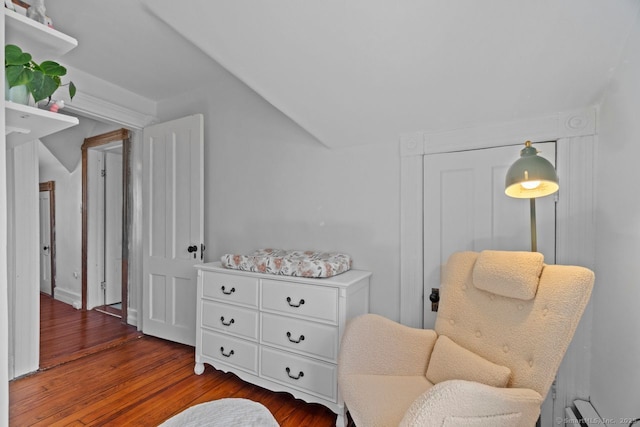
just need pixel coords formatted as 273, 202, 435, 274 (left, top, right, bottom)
81, 129, 131, 323
39, 181, 56, 297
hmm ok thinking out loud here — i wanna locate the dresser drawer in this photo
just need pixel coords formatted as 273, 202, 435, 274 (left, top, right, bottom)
261, 313, 338, 361
261, 279, 338, 323
202, 300, 259, 341
260, 347, 337, 402
201, 329, 258, 374
202, 271, 259, 307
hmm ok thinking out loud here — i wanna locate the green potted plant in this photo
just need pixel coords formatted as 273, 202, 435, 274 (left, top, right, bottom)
5, 44, 76, 105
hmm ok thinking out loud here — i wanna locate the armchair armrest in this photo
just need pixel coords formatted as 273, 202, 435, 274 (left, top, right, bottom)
400, 379, 543, 427
338, 314, 437, 377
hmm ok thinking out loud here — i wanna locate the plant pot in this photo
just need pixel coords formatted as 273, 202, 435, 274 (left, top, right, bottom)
5, 77, 32, 105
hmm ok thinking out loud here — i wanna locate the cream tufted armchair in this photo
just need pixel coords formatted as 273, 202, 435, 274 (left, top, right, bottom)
337, 250, 594, 427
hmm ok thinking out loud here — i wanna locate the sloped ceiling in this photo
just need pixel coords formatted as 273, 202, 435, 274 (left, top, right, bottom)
39, 113, 99, 172
34, 1, 640, 150
46, 0, 229, 103
38, 113, 125, 173
139, 0, 640, 148
26, 0, 230, 170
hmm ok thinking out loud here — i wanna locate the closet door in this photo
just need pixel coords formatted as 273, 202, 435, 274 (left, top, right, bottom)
423, 142, 556, 326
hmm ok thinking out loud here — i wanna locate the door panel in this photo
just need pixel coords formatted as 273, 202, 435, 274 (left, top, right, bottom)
105, 151, 123, 305
39, 191, 52, 295
142, 114, 204, 346
424, 143, 556, 326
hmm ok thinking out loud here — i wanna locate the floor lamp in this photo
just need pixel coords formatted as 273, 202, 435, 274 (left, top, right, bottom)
505, 141, 559, 252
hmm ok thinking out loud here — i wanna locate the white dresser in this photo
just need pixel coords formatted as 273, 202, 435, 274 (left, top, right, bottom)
194, 262, 371, 424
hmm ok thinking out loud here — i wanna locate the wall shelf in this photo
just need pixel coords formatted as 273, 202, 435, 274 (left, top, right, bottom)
6, 102, 79, 149
4, 8, 78, 59
4, 6, 79, 149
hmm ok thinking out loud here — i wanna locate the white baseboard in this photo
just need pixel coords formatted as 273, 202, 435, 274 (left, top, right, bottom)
127, 307, 138, 328
54, 287, 81, 309
54, 287, 139, 329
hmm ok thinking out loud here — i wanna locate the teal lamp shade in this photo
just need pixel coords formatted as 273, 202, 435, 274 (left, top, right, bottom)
505, 141, 559, 199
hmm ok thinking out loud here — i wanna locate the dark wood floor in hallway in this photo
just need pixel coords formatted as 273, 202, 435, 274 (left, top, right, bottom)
39, 294, 141, 369
10, 295, 336, 426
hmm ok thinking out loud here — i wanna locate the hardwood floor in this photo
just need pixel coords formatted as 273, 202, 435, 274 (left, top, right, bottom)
10, 295, 336, 426
39, 294, 140, 369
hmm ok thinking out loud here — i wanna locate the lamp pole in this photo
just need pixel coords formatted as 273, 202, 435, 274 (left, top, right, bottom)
530, 198, 537, 252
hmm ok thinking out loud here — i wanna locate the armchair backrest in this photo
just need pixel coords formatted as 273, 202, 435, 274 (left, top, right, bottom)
434, 251, 594, 399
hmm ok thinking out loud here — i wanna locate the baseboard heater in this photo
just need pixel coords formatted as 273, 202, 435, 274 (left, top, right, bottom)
566, 400, 640, 427
565, 400, 603, 426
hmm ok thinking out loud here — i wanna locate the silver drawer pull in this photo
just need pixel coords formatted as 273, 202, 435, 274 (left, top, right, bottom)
286, 331, 305, 344
286, 297, 305, 308
285, 367, 304, 380
221, 286, 236, 295
220, 316, 235, 326
220, 347, 235, 357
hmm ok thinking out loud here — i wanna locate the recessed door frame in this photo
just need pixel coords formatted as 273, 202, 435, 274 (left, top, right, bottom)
81, 128, 131, 324
39, 181, 56, 297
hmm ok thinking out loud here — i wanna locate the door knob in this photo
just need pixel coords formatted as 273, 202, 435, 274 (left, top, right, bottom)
43, 246, 49, 251
187, 245, 198, 259
429, 288, 440, 312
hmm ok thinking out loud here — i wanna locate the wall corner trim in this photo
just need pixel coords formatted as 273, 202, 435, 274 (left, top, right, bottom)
400, 132, 425, 157
558, 108, 597, 138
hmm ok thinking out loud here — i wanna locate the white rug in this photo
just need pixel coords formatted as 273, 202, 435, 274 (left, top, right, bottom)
159, 398, 280, 427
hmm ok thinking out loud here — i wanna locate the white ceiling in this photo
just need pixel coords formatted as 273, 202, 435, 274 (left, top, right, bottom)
36, 1, 640, 149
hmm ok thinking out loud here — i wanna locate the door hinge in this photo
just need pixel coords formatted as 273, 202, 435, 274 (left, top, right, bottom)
101, 169, 106, 177
201, 243, 206, 261
100, 281, 106, 290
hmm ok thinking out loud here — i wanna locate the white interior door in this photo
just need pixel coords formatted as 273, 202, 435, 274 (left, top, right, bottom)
424, 142, 556, 326
142, 114, 204, 346
86, 150, 106, 310
39, 190, 52, 295
105, 151, 123, 305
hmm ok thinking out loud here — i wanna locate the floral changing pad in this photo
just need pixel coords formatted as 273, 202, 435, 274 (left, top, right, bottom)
221, 248, 352, 278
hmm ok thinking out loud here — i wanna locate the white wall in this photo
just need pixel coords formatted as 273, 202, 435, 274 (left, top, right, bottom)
156, 73, 402, 321
38, 143, 83, 304
592, 9, 640, 421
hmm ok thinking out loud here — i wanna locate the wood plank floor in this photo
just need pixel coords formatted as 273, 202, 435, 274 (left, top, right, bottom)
10, 295, 336, 426
39, 294, 141, 370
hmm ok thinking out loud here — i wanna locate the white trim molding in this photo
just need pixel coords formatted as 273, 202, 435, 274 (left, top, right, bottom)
66, 92, 157, 130
53, 287, 82, 309
400, 133, 425, 327
554, 135, 597, 415
421, 107, 597, 155
127, 307, 139, 328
